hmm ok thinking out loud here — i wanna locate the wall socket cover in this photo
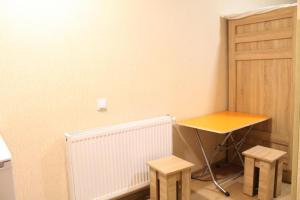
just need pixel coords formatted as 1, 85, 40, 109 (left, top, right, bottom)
97, 98, 107, 111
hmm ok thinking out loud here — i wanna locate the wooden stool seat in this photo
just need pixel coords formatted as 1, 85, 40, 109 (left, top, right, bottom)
242, 145, 287, 200
147, 156, 194, 200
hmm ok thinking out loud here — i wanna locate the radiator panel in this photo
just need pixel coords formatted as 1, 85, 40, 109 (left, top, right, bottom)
65, 116, 173, 200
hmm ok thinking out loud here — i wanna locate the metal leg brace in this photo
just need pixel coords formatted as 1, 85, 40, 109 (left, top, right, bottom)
230, 135, 244, 166
229, 126, 253, 163
194, 126, 253, 196
194, 129, 230, 196
198, 132, 233, 177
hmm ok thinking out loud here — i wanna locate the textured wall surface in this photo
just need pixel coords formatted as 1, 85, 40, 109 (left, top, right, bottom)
0, 0, 295, 199
297, 2, 300, 199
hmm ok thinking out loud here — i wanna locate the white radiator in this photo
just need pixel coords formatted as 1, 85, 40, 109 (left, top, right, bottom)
65, 116, 173, 200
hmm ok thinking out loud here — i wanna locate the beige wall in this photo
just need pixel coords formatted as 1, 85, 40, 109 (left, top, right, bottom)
297, 1, 300, 199
0, 0, 295, 199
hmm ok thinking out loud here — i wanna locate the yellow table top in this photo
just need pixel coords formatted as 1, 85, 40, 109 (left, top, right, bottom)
177, 111, 269, 134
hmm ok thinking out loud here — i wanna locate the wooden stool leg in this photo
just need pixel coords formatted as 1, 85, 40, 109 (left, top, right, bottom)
159, 173, 177, 200
244, 157, 255, 196
258, 162, 275, 200
150, 168, 158, 200
181, 169, 191, 200
274, 159, 283, 197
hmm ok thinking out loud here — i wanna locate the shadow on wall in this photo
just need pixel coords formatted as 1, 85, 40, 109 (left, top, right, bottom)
173, 17, 229, 171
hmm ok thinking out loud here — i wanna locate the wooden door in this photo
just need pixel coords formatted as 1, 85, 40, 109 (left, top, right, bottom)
228, 7, 297, 181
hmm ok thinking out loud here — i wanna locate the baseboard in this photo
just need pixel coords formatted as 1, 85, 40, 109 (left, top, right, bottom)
114, 187, 150, 200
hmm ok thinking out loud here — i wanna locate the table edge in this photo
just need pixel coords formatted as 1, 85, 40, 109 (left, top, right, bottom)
176, 117, 270, 134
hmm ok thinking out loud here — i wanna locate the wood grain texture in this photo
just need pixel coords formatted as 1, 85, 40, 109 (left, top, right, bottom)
243, 157, 255, 196
150, 168, 158, 200
148, 156, 194, 176
235, 29, 293, 43
181, 169, 191, 200
236, 17, 293, 35
159, 173, 177, 200
292, 5, 300, 200
228, 6, 296, 179
274, 159, 284, 197
242, 145, 286, 163
232, 7, 295, 26
243, 146, 286, 199
148, 156, 193, 200
258, 161, 276, 200
228, 21, 237, 111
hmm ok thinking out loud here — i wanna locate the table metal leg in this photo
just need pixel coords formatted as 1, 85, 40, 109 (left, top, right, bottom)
199, 132, 233, 177
229, 126, 253, 163
194, 130, 230, 197
230, 135, 244, 166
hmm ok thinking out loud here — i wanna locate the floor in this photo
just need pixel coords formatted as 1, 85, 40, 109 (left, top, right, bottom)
122, 175, 291, 200
191, 176, 291, 200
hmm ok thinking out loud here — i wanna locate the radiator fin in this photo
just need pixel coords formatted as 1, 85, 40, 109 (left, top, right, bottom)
65, 116, 173, 200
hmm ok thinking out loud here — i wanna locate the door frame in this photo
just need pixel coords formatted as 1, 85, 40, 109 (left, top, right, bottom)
291, 2, 299, 199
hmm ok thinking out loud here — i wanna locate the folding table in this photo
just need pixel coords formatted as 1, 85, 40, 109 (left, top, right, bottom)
177, 111, 269, 196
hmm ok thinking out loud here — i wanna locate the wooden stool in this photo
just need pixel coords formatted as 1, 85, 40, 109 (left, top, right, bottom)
147, 155, 194, 200
242, 145, 286, 200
